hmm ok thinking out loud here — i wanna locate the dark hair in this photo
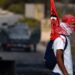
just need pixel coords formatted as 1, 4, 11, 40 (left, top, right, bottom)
51, 15, 57, 17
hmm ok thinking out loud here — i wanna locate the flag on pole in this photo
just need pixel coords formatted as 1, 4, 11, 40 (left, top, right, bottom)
50, 0, 60, 40
50, 0, 59, 25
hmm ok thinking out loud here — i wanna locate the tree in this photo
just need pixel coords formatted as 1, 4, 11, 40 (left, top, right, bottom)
0, 0, 6, 7
7, 3, 24, 14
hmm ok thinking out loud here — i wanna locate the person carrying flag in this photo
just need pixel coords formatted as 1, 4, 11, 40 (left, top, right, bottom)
50, 0, 75, 75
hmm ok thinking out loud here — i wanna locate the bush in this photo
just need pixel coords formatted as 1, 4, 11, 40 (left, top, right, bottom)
0, 0, 7, 8
18, 18, 40, 28
7, 3, 24, 14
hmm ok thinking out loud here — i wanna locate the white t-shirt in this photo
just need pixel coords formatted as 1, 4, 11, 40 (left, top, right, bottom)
52, 35, 73, 75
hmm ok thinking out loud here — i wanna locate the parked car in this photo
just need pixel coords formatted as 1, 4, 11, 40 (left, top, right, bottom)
2, 23, 31, 52
2, 23, 41, 52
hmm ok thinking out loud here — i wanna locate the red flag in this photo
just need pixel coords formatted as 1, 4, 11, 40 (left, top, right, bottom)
50, 0, 59, 25
50, 0, 60, 40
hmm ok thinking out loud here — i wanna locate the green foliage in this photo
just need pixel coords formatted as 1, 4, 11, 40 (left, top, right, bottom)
57, 8, 62, 18
7, 3, 24, 14
18, 18, 40, 28
0, 0, 7, 7
55, 0, 65, 3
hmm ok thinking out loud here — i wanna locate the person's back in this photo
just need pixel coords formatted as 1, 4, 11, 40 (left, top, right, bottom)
52, 34, 73, 75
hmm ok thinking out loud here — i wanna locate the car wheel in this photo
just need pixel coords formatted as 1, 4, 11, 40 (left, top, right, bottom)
0, 43, 3, 51
3, 47, 11, 52
33, 44, 37, 52
24, 47, 31, 52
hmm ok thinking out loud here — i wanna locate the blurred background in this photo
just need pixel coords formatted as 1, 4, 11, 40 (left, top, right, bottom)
0, 0, 75, 75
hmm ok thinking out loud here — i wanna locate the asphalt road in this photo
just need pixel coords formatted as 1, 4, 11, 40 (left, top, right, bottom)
0, 42, 51, 75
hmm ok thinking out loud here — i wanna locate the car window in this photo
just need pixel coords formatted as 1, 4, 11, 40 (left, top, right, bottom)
8, 24, 30, 39
9, 24, 29, 33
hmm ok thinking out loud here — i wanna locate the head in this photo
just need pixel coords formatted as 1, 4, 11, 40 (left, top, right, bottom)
51, 16, 57, 25
58, 14, 75, 36
50, 15, 59, 27
62, 14, 75, 32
